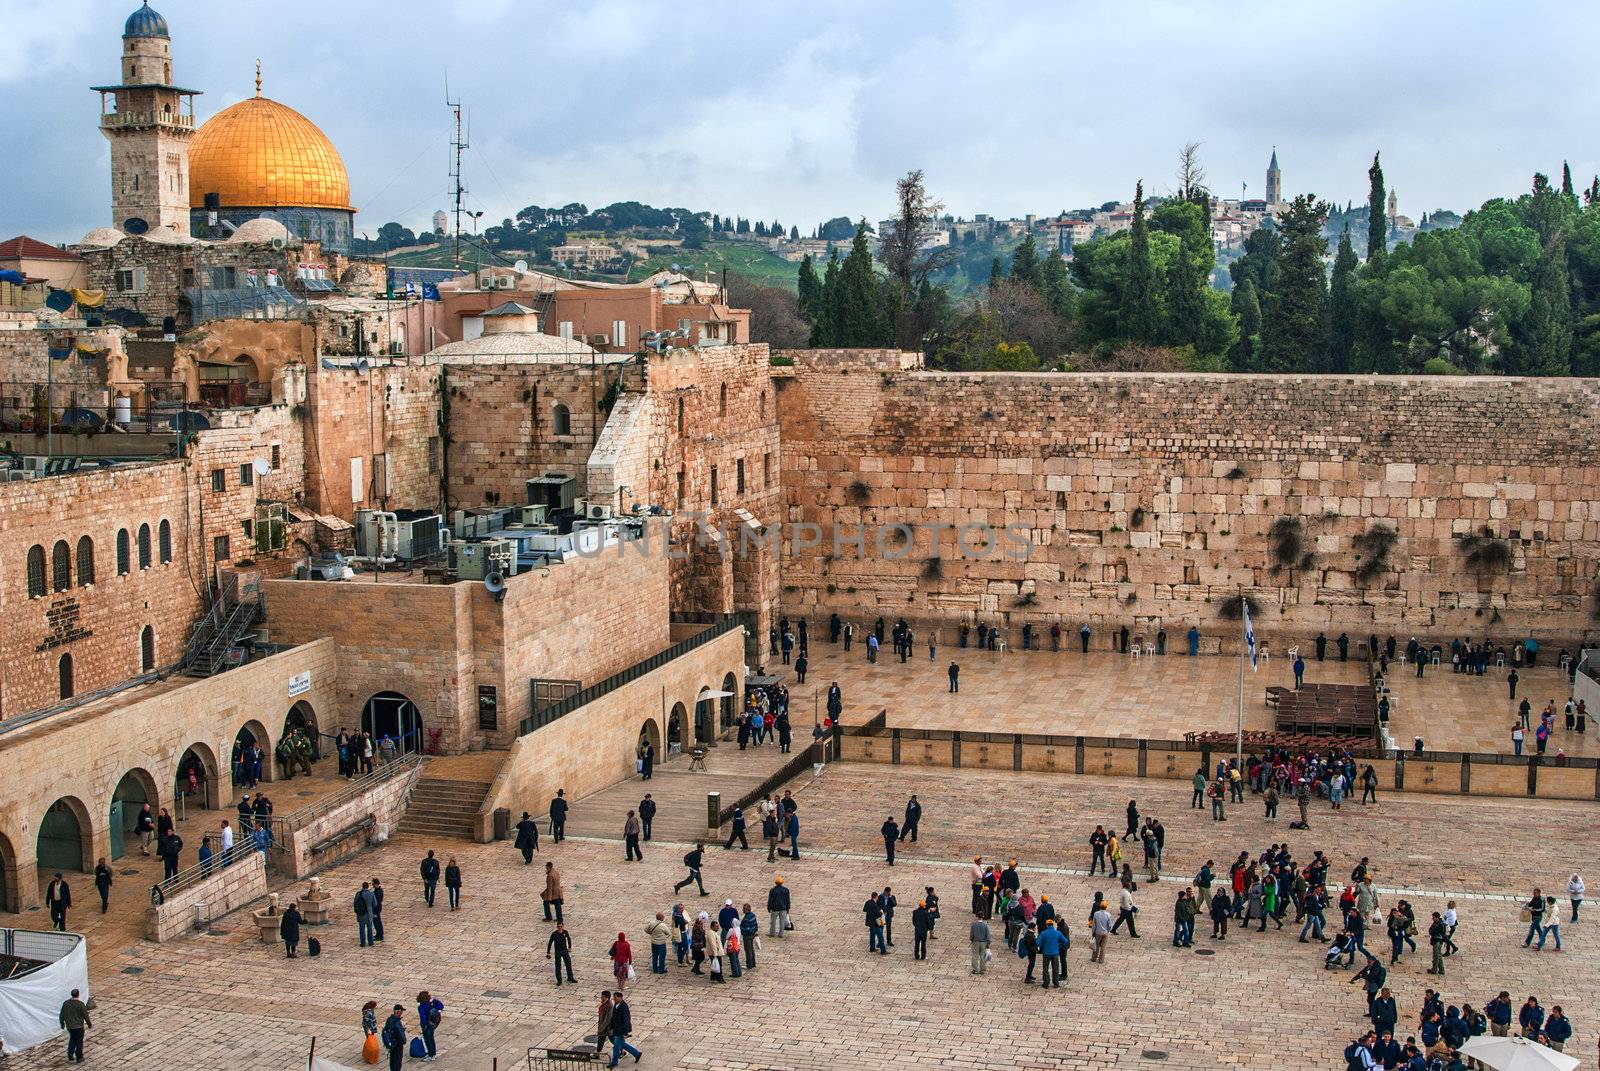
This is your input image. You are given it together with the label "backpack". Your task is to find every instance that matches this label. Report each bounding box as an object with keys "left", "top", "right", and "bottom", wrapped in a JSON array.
[
  {"left": 306, "top": 936, "right": 321, "bottom": 957},
  {"left": 428, "top": 1005, "right": 441, "bottom": 1027},
  {"left": 409, "top": 1038, "right": 427, "bottom": 1058},
  {"left": 683, "top": 851, "right": 696, "bottom": 867},
  {"left": 1343, "top": 1041, "right": 1364, "bottom": 1071}
]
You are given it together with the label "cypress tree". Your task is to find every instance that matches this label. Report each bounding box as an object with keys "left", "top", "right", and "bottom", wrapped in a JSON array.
[
  {"left": 810, "top": 252, "right": 841, "bottom": 347},
  {"left": 1120, "top": 180, "right": 1158, "bottom": 343},
  {"left": 1517, "top": 234, "right": 1573, "bottom": 375},
  {"left": 1366, "top": 153, "right": 1387, "bottom": 264},
  {"left": 797, "top": 253, "right": 821, "bottom": 321},
  {"left": 1327, "top": 226, "right": 1358, "bottom": 373},
  {"left": 836, "top": 223, "right": 883, "bottom": 346},
  {"left": 1230, "top": 277, "right": 1261, "bottom": 371},
  {"left": 1166, "top": 234, "right": 1204, "bottom": 348},
  {"left": 1561, "top": 162, "right": 1574, "bottom": 198},
  {"left": 989, "top": 256, "right": 1004, "bottom": 287},
  {"left": 1259, "top": 194, "right": 1330, "bottom": 372},
  {"left": 1039, "top": 253, "right": 1072, "bottom": 318},
  {"left": 1010, "top": 234, "right": 1041, "bottom": 288}
]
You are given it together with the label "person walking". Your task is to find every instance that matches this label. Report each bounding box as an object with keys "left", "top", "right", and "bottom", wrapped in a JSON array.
[
  {"left": 609, "top": 932, "right": 634, "bottom": 990},
  {"left": 638, "top": 739, "right": 654, "bottom": 780},
  {"left": 723, "top": 808, "right": 749, "bottom": 851},
  {"left": 549, "top": 789, "right": 569, "bottom": 843},
  {"left": 547, "top": 922, "right": 576, "bottom": 984},
  {"left": 543, "top": 862, "right": 565, "bottom": 920},
  {"left": 624, "top": 810, "right": 643, "bottom": 862},
  {"left": 59, "top": 988, "right": 91, "bottom": 1063},
  {"left": 1090, "top": 899, "right": 1113, "bottom": 963},
  {"left": 948, "top": 661, "right": 960, "bottom": 693},
  {"left": 415, "top": 992, "right": 443, "bottom": 1063},
  {"left": 639, "top": 794, "right": 656, "bottom": 841},
  {"left": 1191, "top": 768, "right": 1207, "bottom": 808},
  {"left": 280, "top": 901, "right": 302, "bottom": 958},
  {"left": 1426, "top": 911, "right": 1447, "bottom": 975},
  {"left": 901, "top": 795, "right": 921, "bottom": 842},
  {"left": 441, "top": 858, "right": 460, "bottom": 909},
  {"left": 969, "top": 915, "right": 991, "bottom": 974},
  {"left": 881, "top": 817, "right": 899, "bottom": 864},
  {"left": 1089, "top": 826, "right": 1108, "bottom": 874},
  {"left": 515, "top": 811, "right": 540, "bottom": 863},
  {"left": 353, "top": 881, "right": 377, "bottom": 946},
  {"left": 1568, "top": 873, "right": 1584, "bottom": 923},
  {"left": 607, "top": 992, "right": 642, "bottom": 1067},
  {"left": 674, "top": 843, "right": 707, "bottom": 897},
  {"left": 93, "top": 858, "right": 112, "bottom": 914},
  {"left": 767, "top": 876, "right": 791, "bottom": 936},
  {"left": 1112, "top": 884, "right": 1140, "bottom": 938},
  {"left": 381, "top": 1004, "right": 407, "bottom": 1071},
  {"left": 417, "top": 849, "right": 441, "bottom": 907},
  {"left": 370, "top": 877, "right": 386, "bottom": 943}
]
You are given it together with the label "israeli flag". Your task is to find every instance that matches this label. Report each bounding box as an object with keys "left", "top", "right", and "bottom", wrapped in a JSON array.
[{"left": 1244, "top": 601, "right": 1258, "bottom": 671}]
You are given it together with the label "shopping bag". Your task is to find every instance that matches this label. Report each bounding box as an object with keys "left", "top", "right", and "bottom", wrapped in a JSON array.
[
  {"left": 984, "top": 947, "right": 993, "bottom": 962},
  {"left": 362, "top": 1034, "right": 380, "bottom": 1065},
  {"left": 636, "top": 759, "right": 644, "bottom": 773},
  {"left": 626, "top": 964, "right": 637, "bottom": 980}
]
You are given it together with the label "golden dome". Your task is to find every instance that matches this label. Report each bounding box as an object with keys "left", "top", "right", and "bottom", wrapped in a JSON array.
[{"left": 189, "top": 93, "right": 352, "bottom": 212}]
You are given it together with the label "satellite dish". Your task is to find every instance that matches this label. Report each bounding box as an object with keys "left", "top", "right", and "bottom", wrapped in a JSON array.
[
  {"left": 122, "top": 217, "right": 149, "bottom": 235},
  {"left": 354, "top": 358, "right": 370, "bottom": 375},
  {"left": 513, "top": 260, "right": 528, "bottom": 273},
  {"left": 319, "top": 357, "right": 340, "bottom": 370},
  {"left": 484, "top": 572, "right": 506, "bottom": 600},
  {"left": 252, "top": 457, "right": 271, "bottom": 476},
  {"left": 60, "top": 407, "right": 104, "bottom": 429},
  {"left": 169, "top": 410, "right": 211, "bottom": 433},
  {"left": 44, "top": 291, "right": 74, "bottom": 313}
]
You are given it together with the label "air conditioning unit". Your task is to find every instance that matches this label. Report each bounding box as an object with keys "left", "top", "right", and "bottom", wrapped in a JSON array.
[
  {"left": 588, "top": 333, "right": 611, "bottom": 347},
  {"left": 388, "top": 341, "right": 404, "bottom": 355},
  {"left": 576, "top": 498, "right": 613, "bottom": 521},
  {"left": 448, "top": 538, "right": 516, "bottom": 580},
  {"left": 451, "top": 507, "right": 513, "bottom": 540},
  {"left": 518, "top": 504, "right": 549, "bottom": 526},
  {"left": 354, "top": 508, "right": 398, "bottom": 558},
  {"left": 393, "top": 510, "right": 443, "bottom": 560}
]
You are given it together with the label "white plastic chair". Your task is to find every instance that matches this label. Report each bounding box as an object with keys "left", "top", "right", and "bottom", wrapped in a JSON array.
[
  {"left": 1130, "top": 644, "right": 1142, "bottom": 659},
  {"left": 1287, "top": 645, "right": 1300, "bottom": 662}
]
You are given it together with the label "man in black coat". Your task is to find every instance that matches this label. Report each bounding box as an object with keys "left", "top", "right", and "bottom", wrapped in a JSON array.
[
  {"left": 280, "top": 902, "right": 302, "bottom": 957},
  {"left": 515, "top": 811, "right": 540, "bottom": 863},
  {"left": 900, "top": 795, "right": 921, "bottom": 842},
  {"left": 157, "top": 831, "right": 183, "bottom": 881},
  {"left": 608, "top": 993, "right": 641, "bottom": 1064},
  {"left": 549, "top": 789, "right": 568, "bottom": 843},
  {"left": 46, "top": 873, "right": 71, "bottom": 931},
  {"left": 638, "top": 794, "right": 656, "bottom": 840},
  {"left": 419, "top": 850, "right": 440, "bottom": 907},
  {"left": 881, "top": 817, "right": 899, "bottom": 864},
  {"left": 674, "top": 843, "right": 707, "bottom": 896},
  {"left": 912, "top": 899, "right": 934, "bottom": 959}
]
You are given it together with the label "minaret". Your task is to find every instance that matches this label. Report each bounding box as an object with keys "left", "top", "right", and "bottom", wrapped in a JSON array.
[
  {"left": 1387, "top": 188, "right": 1398, "bottom": 225},
  {"left": 91, "top": 3, "right": 200, "bottom": 235},
  {"left": 1265, "top": 148, "right": 1282, "bottom": 206}
]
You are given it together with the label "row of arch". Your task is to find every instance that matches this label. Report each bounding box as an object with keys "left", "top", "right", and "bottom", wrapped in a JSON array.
[
  {"left": 24, "top": 521, "right": 173, "bottom": 599},
  {"left": 651, "top": 672, "right": 740, "bottom": 754},
  {"left": 0, "top": 700, "right": 319, "bottom": 914}
]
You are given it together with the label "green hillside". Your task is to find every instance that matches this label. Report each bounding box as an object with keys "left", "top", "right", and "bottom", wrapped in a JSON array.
[{"left": 627, "top": 238, "right": 798, "bottom": 292}]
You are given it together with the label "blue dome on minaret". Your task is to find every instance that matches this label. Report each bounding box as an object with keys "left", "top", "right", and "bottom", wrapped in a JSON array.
[{"left": 123, "top": 3, "right": 169, "bottom": 38}]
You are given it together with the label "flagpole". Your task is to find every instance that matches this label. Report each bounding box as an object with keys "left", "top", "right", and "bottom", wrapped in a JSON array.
[{"left": 1235, "top": 631, "right": 1245, "bottom": 767}]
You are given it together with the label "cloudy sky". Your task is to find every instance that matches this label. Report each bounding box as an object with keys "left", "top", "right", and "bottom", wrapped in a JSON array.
[{"left": 4, "top": 0, "right": 1597, "bottom": 244}]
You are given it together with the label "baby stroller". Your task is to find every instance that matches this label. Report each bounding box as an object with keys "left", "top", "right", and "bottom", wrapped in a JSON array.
[{"left": 1324, "top": 932, "right": 1354, "bottom": 969}]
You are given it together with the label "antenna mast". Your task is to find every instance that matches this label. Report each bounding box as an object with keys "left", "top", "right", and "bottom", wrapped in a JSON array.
[{"left": 447, "top": 81, "right": 468, "bottom": 272}]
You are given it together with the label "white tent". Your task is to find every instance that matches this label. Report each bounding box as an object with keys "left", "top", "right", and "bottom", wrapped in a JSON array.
[
  {"left": 1459, "top": 1035, "right": 1579, "bottom": 1071},
  {"left": 0, "top": 931, "right": 90, "bottom": 1052}
]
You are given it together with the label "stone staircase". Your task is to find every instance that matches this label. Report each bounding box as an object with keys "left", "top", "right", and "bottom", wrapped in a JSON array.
[{"left": 395, "top": 776, "right": 492, "bottom": 839}]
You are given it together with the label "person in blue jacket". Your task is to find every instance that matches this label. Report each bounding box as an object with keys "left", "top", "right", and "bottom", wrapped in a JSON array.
[
  {"left": 416, "top": 991, "right": 443, "bottom": 1062},
  {"left": 1035, "top": 918, "right": 1067, "bottom": 988}
]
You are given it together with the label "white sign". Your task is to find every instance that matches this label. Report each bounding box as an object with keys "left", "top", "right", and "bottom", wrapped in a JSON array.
[{"left": 288, "top": 671, "right": 311, "bottom": 698}]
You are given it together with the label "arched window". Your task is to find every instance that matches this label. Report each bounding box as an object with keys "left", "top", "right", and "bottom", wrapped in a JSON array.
[
  {"left": 76, "top": 535, "right": 95, "bottom": 586},
  {"left": 26, "top": 544, "right": 46, "bottom": 598},
  {"left": 137, "top": 523, "right": 152, "bottom": 569},
  {"left": 158, "top": 519, "right": 172, "bottom": 563},
  {"left": 677, "top": 396, "right": 685, "bottom": 436},
  {"left": 760, "top": 390, "right": 767, "bottom": 419},
  {"left": 51, "top": 540, "right": 71, "bottom": 593},
  {"left": 552, "top": 402, "right": 571, "bottom": 437},
  {"left": 719, "top": 383, "right": 728, "bottom": 417},
  {"left": 58, "top": 653, "right": 74, "bottom": 700},
  {"left": 116, "top": 529, "right": 130, "bottom": 575},
  {"left": 140, "top": 625, "right": 156, "bottom": 672}
]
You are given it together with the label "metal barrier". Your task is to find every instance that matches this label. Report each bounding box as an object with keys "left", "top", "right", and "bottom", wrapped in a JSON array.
[
  {"left": 264, "top": 753, "right": 422, "bottom": 846},
  {"left": 520, "top": 615, "right": 742, "bottom": 735},
  {"left": 527, "top": 1048, "right": 600, "bottom": 1069},
  {"left": 1, "top": 928, "right": 81, "bottom": 979},
  {"left": 154, "top": 840, "right": 264, "bottom": 899}
]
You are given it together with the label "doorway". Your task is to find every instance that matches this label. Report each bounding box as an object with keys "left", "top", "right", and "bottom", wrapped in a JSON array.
[
  {"left": 37, "top": 797, "right": 91, "bottom": 873},
  {"left": 362, "top": 691, "right": 422, "bottom": 753},
  {"left": 109, "top": 769, "right": 156, "bottom": 861}
]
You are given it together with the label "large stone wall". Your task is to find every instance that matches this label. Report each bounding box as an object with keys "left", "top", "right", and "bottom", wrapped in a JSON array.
[
  {"left": 776, "top": 370, "right": 1600, "bottom": 647},
  {"left": 304, "top": 363, "right": 440, "bottom": 519},
  {"left": 276, "top": 759, "right": 422, "bottom": 879},
  {"left": 145, "top": 850, "right": 267, "bottom": 942}
]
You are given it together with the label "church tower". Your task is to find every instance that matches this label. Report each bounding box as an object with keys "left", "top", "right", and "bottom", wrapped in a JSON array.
[
  {"left": 91, "top": 3, "right": 200, "bottom": 235},
  {"left": 1387, "top": 188, "right": 1398, "bottom": 224},
  {"left": 1265, "top": 148, "right": 1282, "bottom": 206}
]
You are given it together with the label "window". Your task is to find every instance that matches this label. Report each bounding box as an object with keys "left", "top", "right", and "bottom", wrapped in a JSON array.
[
  {"left": 157, "top": 519, "right": 172, "bottom": 563},
  {"left": 242, "top": 518, "right": 254, "bottom": 539},
  {"left": 76, "top": 536, "right": 95, "bottom": 586},
  {"left": 736, "top": 458, "right": 745, "bottom": 495},
  {"left": 764, "top": 453, "right": 772, "bottom": 488},
  {"left": 115, "top": 268, "right": 146, "bottom": 294},
  {"left": 140, "top": 626, "right": 155, "bottom": 673},
  {"left": 710, "top": 465, "right": 719, "bottom": 506},
  {"left": 239, "top": 463, "right": 253, "bottom": 487},
  {"left": 552, "top": 402, "right": 571, "bottom": 436},
  {"left": 677, "top": 397, "right": 685, "bottom": 436},
  {"left": 213, "top": 535, "right": 230, "bottom": 562},
  {"left": 116, "top": 529, "right": 130, "bottom": 575},
  {"left": 26, "top": 544, "right": 46, "bottom": 598},
  {"left": 210, "top": 468, "right": 226, "bottom": 492},
  {"left": 270, "top": 444, "right": 280, "bottom": 469},
  {"left": 137, "top": 523, "right": 152, "bottom": 569},
  {"left": 58, "top": 653, "right": 73, "bottom": 700},
  {"left": 51, "top": 540, "right": 71, "bottom": 593},
  {"left": 612, "top": 319, "right": 628, "bottom": 349},
  {"left": 719, "top": 383, "right": 728, "bottom": 417},
  {"left": 558, "top": 321, "right": 573, "bottom": 340},
  {"left": 477, "top": 685, "right": 499, "bottom": 731},
  {"left": 677, "top": 466, "right": 686, "bottom": 507},
  {"left": 427, "top": 436, "right": 440, "bottom": 474},
  {"left": 761, "top": 390, "right": 767, "bottom": 419},
  {"left": 182, "top": 267, "right": 194, "bottom": 288}
]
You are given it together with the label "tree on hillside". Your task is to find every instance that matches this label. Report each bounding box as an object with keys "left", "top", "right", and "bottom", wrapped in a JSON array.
[
  {"left": 1514, "top": 232, "right": 1573, "bottom": 376},
  {"left": 836, "top": 223, "right": 887, "bottom": 346},
  {"left": 1010, "top": 234, "right": 1040, "bottom": 288},
  {"left": 810, "top": 252, "right": 842, "bottom": 347},
  {"left": 728, "top": 274, "right": 811, "bottom": 350},
  {"left": 1327, "top": 226, "right": 1358, "bottom": 372},
  {"left": 879, "top": 170, "right": 958, "bottom": 289},
  {"left": 1229, "top": 277, "right": 1261, "bottom": 371},
  {"left": 797, "top": 254, "right": 821, "bottom": 320},
  {"left": 1038, "top": 252, "right": 1074, "bottom": 319},
  {"left": 790, "top": 225, "right": 800, "bottom": 240},
  {"left": 1178, "top": 141, "right": 1212, "bottom": 227},
  {"left": 1165, "top": 233, "right": 1205, "bottom": 348},
  {"left": 1366, "top": 153, "right": 1387, "bottom": 264},
  {"left": 1258, "top": 194, "right": 1330, "bottom": 372},
  {"left": 1562, "top": 162, "right": 1574, "bottom": 199},
  {"left": 818, "top": 216, "right": 855, "bottom": 241},
  {"left": 990, "top": 256, "right": 1004, "bottom": 287},
  {"left": 1120, "top": 181, "right": 1159, "bottom": 343}
]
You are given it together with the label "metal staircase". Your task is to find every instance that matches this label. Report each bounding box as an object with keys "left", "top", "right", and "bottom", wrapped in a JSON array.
[{"left": 182, "top": 592, "right": 264, "bottom": 677}]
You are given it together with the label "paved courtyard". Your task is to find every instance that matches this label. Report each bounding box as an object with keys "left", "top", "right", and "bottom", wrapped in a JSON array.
[
  {"left": 786, "top": 639, "right": 1596, "bottom": 757},
  {"left": 9, "top": 760, "right": 1596, "bottom": 1070}
]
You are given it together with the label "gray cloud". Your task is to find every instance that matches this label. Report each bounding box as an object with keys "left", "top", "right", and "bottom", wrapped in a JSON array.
[{"left": 3, "top": 0, "right": 1596, "bottom": 244}]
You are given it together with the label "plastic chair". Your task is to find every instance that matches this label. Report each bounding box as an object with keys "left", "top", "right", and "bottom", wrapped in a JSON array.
[
  {"left": 1130, "top": 643, "right": 1141, "bottom": 659},
  {"left": 1495, "top": 653, "right": 1505, "bottom": 668},
  {"left": 994, "top": 639, "right": 1008, "bottom": 654},
  {"left": 1430, "top": 651, "right": 1441, "bottom": 665},
  {"left": 1287, "top": 645, "right": 1300, "bottom": 662}
]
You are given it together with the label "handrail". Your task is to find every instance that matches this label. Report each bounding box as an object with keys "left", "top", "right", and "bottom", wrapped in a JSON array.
[
  {"left": 716, "top": 736, "right": 834, "bottom": 826},
  {"left": 264, "top": 753, "right": 422, "bottom": 845},
  {"left": 155, "top": 840, "right": 263, "bottom": 899},
  {"left": 519, "top": 614, "right": 742, "bottom": 735}
]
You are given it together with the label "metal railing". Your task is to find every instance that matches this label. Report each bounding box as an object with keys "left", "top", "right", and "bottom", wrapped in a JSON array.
[
  {"left": 1, "top": 928, "right": 81, "bottom": 978},
  {"left": 520, "top": 614, "right": 742, "bottom": 735},
  {"left": 154, "top": 840, "right": 263, "bottom": 900},
  {"left": 716, "top": 735, "right": 835, "bottom": 827},
  {"left": 263, "top": 753, "right": 422, "bottom": 846}
]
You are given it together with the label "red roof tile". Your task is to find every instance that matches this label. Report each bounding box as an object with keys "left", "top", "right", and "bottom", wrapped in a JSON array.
[{"left": 0, "top": 236, "right": 82, "bottom": 262}]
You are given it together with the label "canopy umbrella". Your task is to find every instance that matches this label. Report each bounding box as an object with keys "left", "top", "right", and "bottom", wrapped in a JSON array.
[
  {"left": 698, "top": 689, "right": 735, "bottom": 699},
  {"left": 1458, "top": 1035, "right": 1578, "bottom": 1071}
]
